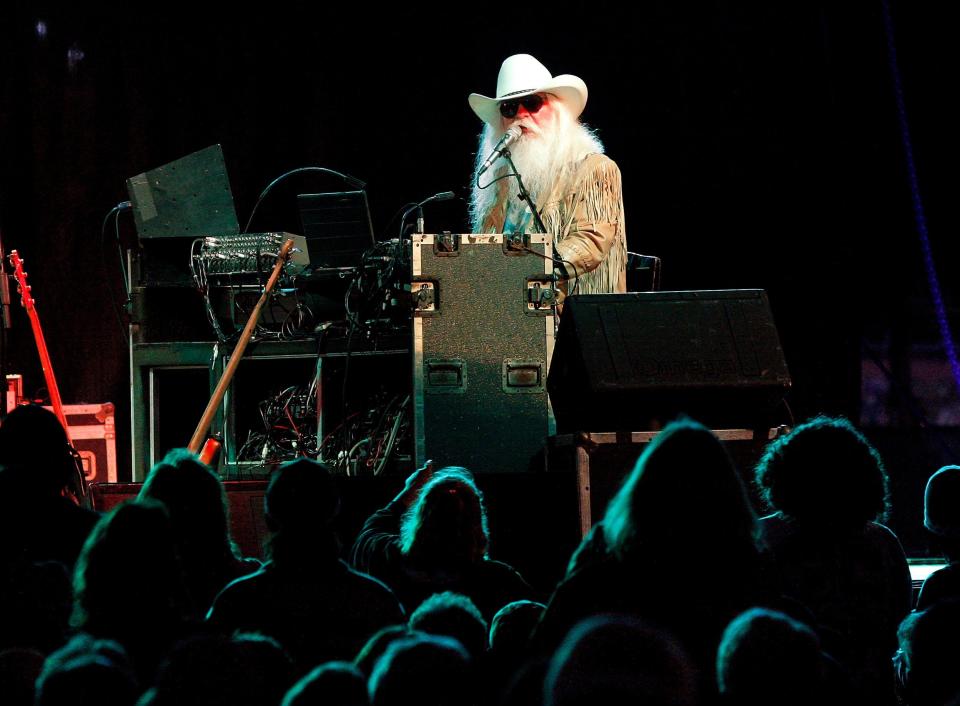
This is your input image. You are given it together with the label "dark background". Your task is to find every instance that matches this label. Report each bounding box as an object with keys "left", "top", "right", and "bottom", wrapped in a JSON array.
[{"left": 1, "top": 2, "right": 957, "bottom": 556}]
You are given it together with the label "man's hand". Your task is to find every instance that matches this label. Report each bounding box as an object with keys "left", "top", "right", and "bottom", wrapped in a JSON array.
[{"left": 395, "top": 459, "right": 436, "bottom": 509}]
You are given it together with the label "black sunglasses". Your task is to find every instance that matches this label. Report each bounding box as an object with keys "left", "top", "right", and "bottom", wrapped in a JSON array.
[{"left": 499, "top": 94, "right": 545, "bottom": 119}]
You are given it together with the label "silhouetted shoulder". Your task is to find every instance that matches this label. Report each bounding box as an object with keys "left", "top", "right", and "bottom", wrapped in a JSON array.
[{"left": 917, "top": 563, "right": 960, "bottom": 610}]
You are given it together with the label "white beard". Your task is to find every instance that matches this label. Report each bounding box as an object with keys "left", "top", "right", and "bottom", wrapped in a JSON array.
[{"left": 470, "top": 103, "right": 605, "bottom": 232}]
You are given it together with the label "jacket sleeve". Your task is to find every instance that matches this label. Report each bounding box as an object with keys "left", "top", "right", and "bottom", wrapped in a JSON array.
[
  {"left": 349, "top": 500, "right": 406, "bottom": 578},
  {"left": 553, "top": 155, "right": 624, "bottom": 280}
]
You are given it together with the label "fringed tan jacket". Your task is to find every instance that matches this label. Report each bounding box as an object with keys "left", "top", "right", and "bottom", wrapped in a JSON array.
[{"left": 479, "top": 153, "right": 627, "bottom": 305}]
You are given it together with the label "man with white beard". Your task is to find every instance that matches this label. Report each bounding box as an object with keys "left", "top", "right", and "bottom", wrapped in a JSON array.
[{"left": 469, "top": 54, "right": 627, "bottom": 304}]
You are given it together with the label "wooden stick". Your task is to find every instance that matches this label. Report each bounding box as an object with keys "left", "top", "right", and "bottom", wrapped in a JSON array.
[{"left": 187, "top": 239, "right": 294, "bottom": 453}]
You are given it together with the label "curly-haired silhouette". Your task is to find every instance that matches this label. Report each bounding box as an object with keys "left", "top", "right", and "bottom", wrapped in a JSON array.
[
  {"left": 408, "top": 591, "right": 488, "bottom": 660},
  {"left": 754, "top": 416, "right": 911, "bottom": 705}
]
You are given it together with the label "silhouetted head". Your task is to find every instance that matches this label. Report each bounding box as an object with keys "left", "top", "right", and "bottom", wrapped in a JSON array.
[
  {"left": 754, "top": 416, "right": 889, "bottom": 527},
  {"left": 0, "top": 404, "right": 76, "bottom": 496},
  {"left": 923, "top": 465, "right": 960, "bottom": 559},
  {"left": 264, "top": 458, "right": 340, "bottom": 565},
  {"left": 603, "top": 418, "right": 757, "bottom": 563},
  {"left": 717, "top": 607, "right": 826, "bottom": 706},
  {"left": 71, "top": 500, "right": 188, "bottom": 635},
  {"left": 139, "top": 449, "right": 237, "bottom": 561},
  {"left": 147, "top": 632, "right": 293, "bottom": 706},
  {"left": 545, "top": 614, "right": 697, "bottom": 706},
  {"left": 408, "top": 592, "right": 488, "bottom": 660},
  {"left": 368, "top": 633, "right": 475, "bottom": 706},
  {"left": 282, "top": 661, "right": 368, "bottom": 706},
  {"left": 400, "top": 467, "right": 489, "bottom": 566},
  {"left": 266, "top": 458, "right": 340, "bottom": 532},
  {"left": 489, "top": 600, "right": 546, "bottom": 656},
  {"left": 35, "top": 634, "right": 138, "bottom": 706},
  {"left": 354, "top": 625, "right": 415, "bottom": 677}
]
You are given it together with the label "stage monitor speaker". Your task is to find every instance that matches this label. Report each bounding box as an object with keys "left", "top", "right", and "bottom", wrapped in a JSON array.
[{"left": 547, "top": 290, "right": 791, "bottom": 432}]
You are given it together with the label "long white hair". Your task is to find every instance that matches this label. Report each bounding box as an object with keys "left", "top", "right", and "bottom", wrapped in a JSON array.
[{"left": 469, "top": 100, "right": 605, "bottom": 232}]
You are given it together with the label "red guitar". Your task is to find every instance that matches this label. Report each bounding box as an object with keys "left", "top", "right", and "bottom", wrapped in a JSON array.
[{"left": 8, "top": 250, "right": 87, "bottom": 500}]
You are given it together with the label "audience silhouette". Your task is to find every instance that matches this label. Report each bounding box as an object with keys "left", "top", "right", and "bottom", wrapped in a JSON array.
[
  {"left": 206, "top": 458, "right": 404, "bottom": 673},
  {"left": 281, "top": 660, "right": 369, "bottom": 706},
  {"left": 71, "top": 499, "right": 195, "bottom": 681},
  {"left": 138, "top": 448, "right": 260, "bottom": 615},
  {"left": 0, "top": 403, "right": 943, "bottom": 705},
  {"left": 716, "top": 607, "right": 832, "bottom": 706},
  {"left": 407, "top": 591, "right": 488, "bottom": 661},
  {"left": 351, "top": 463, "right": 533, "bottom": 619},
  {"left": 754, "top": 415, "right": 912, "bottom": 704},
  {"left": 536, "top": 418, "right": 771, "bottom": 697},
  {"left": 139, "top": 632, "right": 293, "bottom": 706},
  {"left": 544, "top": 614, "right": 697, "bottom": 706},
  {"left": 0, "top": 404, "right": 99, "bottom": 572},
  {"left": 894, "top": 598, "right": 960, "bottom": 706},
  {"left": 916, "top": 465, "right": 960, "bottom": 609},
  {"left": 34, "top": 634, "right": 138, "bottom": 706},
  {"left": 367, "top": 633, "right": 476, "bottom": 706}
]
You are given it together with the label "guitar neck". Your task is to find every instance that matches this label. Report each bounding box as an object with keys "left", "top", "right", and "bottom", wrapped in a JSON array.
[
  {"left": 8, "top": 250, "right": 71, "bottom": 442},
  {"left": 23, "top": 300, "right": 71, "bottom": 441}
]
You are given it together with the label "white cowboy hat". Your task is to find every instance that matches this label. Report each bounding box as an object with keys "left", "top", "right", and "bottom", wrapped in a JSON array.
[{"left": 468, "top": 54, "right": 588, "bottom": 126}]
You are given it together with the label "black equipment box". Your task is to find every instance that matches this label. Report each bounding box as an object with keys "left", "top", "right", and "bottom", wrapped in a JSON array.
[
  {"left": 547, "top": 290, "right": 791, "bottom": 433},
  {"left": 547, "top": 428, "right": 785, "bottom": 538},
  {"left": 411, "top": 233, "right": 556, "bottom": 473}
]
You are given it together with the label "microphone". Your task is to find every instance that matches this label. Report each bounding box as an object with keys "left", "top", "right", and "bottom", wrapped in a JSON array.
[
  {"left": 477, "top": 126, "right": 522, "bottom": 177},
  {"left": 419, "top": 191, "right": 456, "bottom": 206}
]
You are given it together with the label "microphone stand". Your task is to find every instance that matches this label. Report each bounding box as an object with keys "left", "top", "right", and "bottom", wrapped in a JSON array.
[
  {"left": 502, "top": 153, "right": 561, "bottom": 319},
  {"left": 502, "top": 151, "right": 547, "bottom": 235}
]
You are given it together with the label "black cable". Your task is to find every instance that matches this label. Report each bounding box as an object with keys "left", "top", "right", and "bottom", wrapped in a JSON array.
[
  {"left": 384, "top": 202, "right": 417, "bottom": 240},
  {"left": 243, "top": 166, "right": 366, "bottom": 234},
  {"left": 476, "top": 171, "right": 520, "bottom": 191},
  {"left": 515, "top": 241, "right": 580, "bottom": 300},
  {"left": 99, "top": 202, "right": 132, "bottom": 340},
  {"left": 339, "top": 324, "right": 356, "bottom": 473}
]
